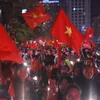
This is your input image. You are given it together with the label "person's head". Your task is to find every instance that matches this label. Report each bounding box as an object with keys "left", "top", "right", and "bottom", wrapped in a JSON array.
[
  {"left": 18, "top": 66, "right": 28, "bottom": 81},
  {"left": 85, "top": 58, "right": 93, "bottom": 66},
  {"left": 60, "top": 59, "right": 65, "bottom": 66},
  {"left": 61, "top": 67, "right": 68, "bottom": 74},
  {"left": 12, "top": 63, "right": 19, "bottom": 75},
  {"left": 65, "top": 84, "right": 81, "bottom": 100},
  {"left": 58, "top": 75, "right": 73, "bottom": 95},
  {"left": 73, "top": 66, "right": 81, "bottom": 76},
  {"left": 83, "top": 65, "right": 94, "bottom": 79},
  {"left": 73, "top": 62, "right": 84, "bottom": 76},
  {"left": 47, "top": 49, "right": 52, "bottom": 55}
]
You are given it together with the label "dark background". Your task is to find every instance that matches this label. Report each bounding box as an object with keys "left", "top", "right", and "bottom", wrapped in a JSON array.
[
  {"left": 0, "top": 0, "right": 100, "bottom": 23},
  {"left": 91, "top": 0, "right": 100, "bottom": 18}
]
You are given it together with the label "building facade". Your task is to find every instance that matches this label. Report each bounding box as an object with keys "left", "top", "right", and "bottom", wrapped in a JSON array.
[
  {"left": 92, "top": 15, "right": 100, "bottom": 44},
  {"left": 41, "top": 0, "right": 91, "bottom": 34},
  {"left": 92, "top": 15, "right": 100, "bottom": 37},
  {"left": 68, "top": 0, "right": 91, "bottom": 33}
]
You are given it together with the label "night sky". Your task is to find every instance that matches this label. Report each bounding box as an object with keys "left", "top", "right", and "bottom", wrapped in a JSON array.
[{"left": 91, "top": 0, "right": 100, "bottom": 18}]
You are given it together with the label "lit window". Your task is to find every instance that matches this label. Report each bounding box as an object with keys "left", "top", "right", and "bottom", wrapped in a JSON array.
[
  {"left": 43, "top": 0, "right": 59, "bottom": 4},
  {"left": 73, "top": 8, "right": 84, "bottom": 11},
  {"left": 73, "top": 8, "right": 76, "bottom": 11},
  {"left": 81, "top": 25, "right": 86, "bottom": 32}
]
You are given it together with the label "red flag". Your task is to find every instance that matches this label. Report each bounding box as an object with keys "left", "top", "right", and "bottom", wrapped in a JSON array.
[
  {"left": 8, "top": 82, "right": 15, "bottom": 98},
  {"left": 85, "top": 27, "right": 94, "bottom": 41},
  {"left": 51, "top": 39, "right": 60, "bottom": 48},
  {"left": 39, "top": 36, "right": 44, "bottom": 42},
  {"left": 50, "top": 9, "right": 84, "bottom": 54},
  {"left": 57, "top": 48, "right": 62, "bottom": 63},
  {"left": 0, "top": 24, "right": 23, "bottom": 64},
  {"left": 46, "top": 36, "right": 50, "bottom": 41},
  {"left": 91, "top": 42, "right": 96, "bottom": 48},
  {"left": 45, "top": 36, "right": 51, "bottom": 46},
  {"left": 21, "top": 40, "right": 28, "bottom": 47},
  {"left": 29, "top": 41, "right": 39, "bottom": 49},
  {"left": 22, "top": 5, "right": 50, "bottom": 30}
]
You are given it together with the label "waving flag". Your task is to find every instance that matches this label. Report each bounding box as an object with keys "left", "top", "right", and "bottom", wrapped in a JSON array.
[
  {"left": 50, "top": 9, "right": 84, "bottom": 54},
  {"left": 85, "top": 27, "right": 94, "bottom": 41},
  {"left": 0, "top": 24, "right": 23, "bottom": 64},
  {"left": 22, "top": 5, "right": 50, "bottom": 30}
]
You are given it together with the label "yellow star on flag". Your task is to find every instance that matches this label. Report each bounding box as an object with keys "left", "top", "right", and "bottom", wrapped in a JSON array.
[
  {"left": 32, "top": 13, "right": 38, "bottom": 18},
  {"left": 65, "top": 26, "right": 72, "bottom": 37}
]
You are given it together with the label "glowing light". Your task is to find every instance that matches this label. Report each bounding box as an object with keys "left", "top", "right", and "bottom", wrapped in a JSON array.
[
  {"left": 43, "top": 23, "right": 46, "bottom": 25},
  {"left": 70, "top": 61, "right": 74, "bottom": 65},
  {"left": 73, "top": 8, "right": 84, "bottom": 11},
  {"left": 27, "top": 68, "right": 30, "bottom": 73},
  {"left": 96, "top": 51, "right": 100, "bottom": 56},
  {"left": 34, "top": 41, "right": 36, "bottom": 43},
  {"left": 33, "top": 76, "right": 38, "bottom": 81},
  {"left": 98, "top": 69, "right": 100, "bottom": 73},
  {"left": 43, "top": 0, "right": 59, "bottom": 3},
  {"left": 36, "top": 89, "right": 38, "bottom": 91},
  {"left": 76, "top": 58, "right": 80, "bottom": 62},
  {"left": 22, "top": 9, "right": 27, "bottom": 13},
  {"left": 81, "top": 25, "right": 86, "bottom": 32},
  {"left": 47, "top": 87, "right": 50, "bottom": 91},
  {"left": 89, "top": 86, "right": 97, "bottom": 100},
  {"left": 73, "top": 8, "right": 76, "bottom": 11},
  {"left": 23, "top": 62, "right": 28, "bottom": 66}
]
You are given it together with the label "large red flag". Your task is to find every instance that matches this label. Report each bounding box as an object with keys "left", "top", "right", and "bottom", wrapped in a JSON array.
[
  {"left": 22, "top": 5, "right": 50, "bottom": 30},
  {"left": 50, "top": 9, "right": 84, "bottom": 54},
  {"left": 0, "top": 24, "right": 23, "bottom": 64}
]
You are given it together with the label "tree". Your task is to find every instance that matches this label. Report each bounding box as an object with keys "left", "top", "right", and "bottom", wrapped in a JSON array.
[{"left": 16, "top": 22, "right": 42, "bottom": 43}]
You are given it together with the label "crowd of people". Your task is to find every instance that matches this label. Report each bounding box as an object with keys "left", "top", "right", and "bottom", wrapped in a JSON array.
[{"left": 0, "top": 41, "right": 100, "bottom": 100}]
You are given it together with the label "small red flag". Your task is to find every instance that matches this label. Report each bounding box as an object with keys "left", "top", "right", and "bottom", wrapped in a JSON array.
[
  {"left": 85, "top": 27, "right": 94, "bottom": 41},
  {"left": 52, "top": 39, "right": 60, "bottom": 48},
  {"left": 8, "top": 82, "right": 15, "bottom": 98},
  {"left": 39, "top": 36, "right": 44, "bottom": 42},
  {"left": 57, "top": 48, "right": 62, "bottom": 63},
  {"left": 22, "top": 5, "right": 50, "bottom": 30},
  {"left": 50, "top": 9, "right": 84, "bottom": 54},
  {"left": 21, "top": 40, "right": 28, "bottom": 47},
  {"left": 0, "top": 24, "right": 23, "bottom": 64},
  {"left": 28, "top": 41, "right": 39, "bottom": 49}
]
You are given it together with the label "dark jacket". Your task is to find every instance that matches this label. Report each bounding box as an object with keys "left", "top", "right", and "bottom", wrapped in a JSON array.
[
  {"left": 0, "top": 84, "right": 11, "bottom": 100},
  {"left": 45, "top": 54, "right": 55, "bottom": 66},
  {"left": 74, "top": 74, "right": 98, "bottom": 100}
]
